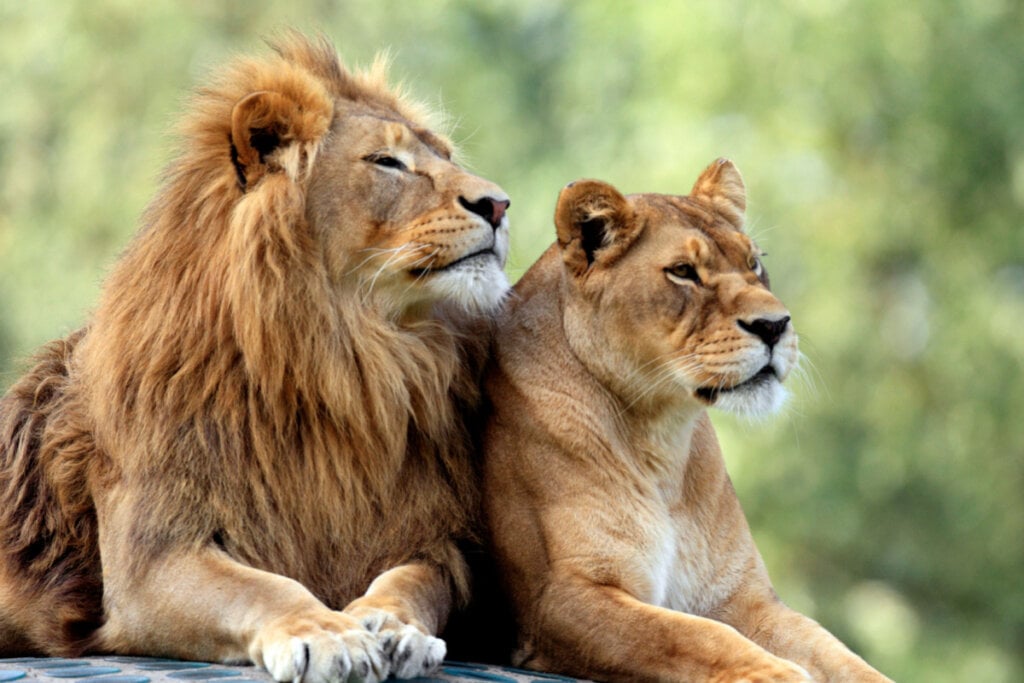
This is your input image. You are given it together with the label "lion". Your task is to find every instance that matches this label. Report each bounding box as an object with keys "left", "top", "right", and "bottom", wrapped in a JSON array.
[
  {"left": 481, "top": 160, "right": 892, "bottom": 682},
  {"left": 0, "top": 34, "right": 511, "bottom": 683}
]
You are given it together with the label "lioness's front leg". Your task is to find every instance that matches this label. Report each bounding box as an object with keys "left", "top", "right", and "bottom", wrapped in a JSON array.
[
  {"left": 342, "top": 562, "right": 451, "bottom": 679},
  {"left": 720, "top": 587, "right": 894, "bottom": 682},
  {"left": 526, "top": 572, "right": 812, "bottom": 683},
  {"left": 98, "top": 548, "right": 387, "bottom": 683}
]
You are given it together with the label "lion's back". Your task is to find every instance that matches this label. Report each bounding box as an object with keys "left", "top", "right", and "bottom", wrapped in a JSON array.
[{"left": 0, "top": 328, "right": 104, "bottom": 655}]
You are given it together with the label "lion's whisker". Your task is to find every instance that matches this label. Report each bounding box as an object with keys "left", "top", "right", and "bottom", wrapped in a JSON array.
[
  {"left": 346, "top": 245, "right": 412, "bottom": 277},
  {"left": 360, "top": 244, "right": 423, "bottom": 300}
]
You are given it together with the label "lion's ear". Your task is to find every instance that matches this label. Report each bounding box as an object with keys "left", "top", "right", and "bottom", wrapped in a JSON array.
[
  {"left": 690, "top": 158, "right": 746, "bottom": 228},
  {"left": 230, "top": 89, "right": 330, "bottom": 190},
  {"left": 555, "top": 179, "right": 635, "bottom": 275}
]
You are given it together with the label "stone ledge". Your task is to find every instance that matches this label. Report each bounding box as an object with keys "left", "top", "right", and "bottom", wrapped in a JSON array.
[{"left": 0, "top": 657, "right": 583, "bottom": 683}]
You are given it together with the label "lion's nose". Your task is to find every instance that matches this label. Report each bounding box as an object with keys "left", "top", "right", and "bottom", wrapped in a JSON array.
[
  {"left": 738, "top": 315, "right": 791, "bottom": 349},
  {"left": 459, "top": 195, "right": 510, "bottom": 230}
]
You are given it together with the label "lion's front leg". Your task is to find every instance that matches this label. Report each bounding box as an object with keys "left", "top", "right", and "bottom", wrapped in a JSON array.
[
  {"left": 98, "top": 548, "right": 388, "bottom": 683},
  {"left": 342, "top": 562, "right": 452, "bottom": 680}
]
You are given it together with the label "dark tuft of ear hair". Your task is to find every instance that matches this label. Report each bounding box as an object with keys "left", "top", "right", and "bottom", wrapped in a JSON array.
[
  {"left": 554, "top": 179, "right": 636, "bottom": 276},
  {"left": 248, "top": 128, "right": 281, "bottom": 162},
  {"left": 231, "top": 91, "right": 288, "bottom": 188}
]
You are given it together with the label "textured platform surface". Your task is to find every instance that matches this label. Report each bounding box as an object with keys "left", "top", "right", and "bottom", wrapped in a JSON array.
[{"left": 0, "top": 657, "right": 580, "bottom": 683}]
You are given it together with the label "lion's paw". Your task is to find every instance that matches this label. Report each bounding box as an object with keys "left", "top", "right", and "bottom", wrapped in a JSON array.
[
  {"left": 255, "top": 612, "right": 388, "bottom": 683},
  {"left": 382, "top": 624, "right": 446, "bottom": 679},
  {"left": 346, "top": 607, "right": 446, "bottom": 679}
]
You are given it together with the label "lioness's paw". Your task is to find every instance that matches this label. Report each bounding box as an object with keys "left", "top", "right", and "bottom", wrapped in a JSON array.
[
  {"left": 714, "top": 656, "right": 814, "bottom": 683},
  {"left": 255, "top": 613, "right": 388, "bottom": 683},
  {"left": 346, "top": 607, "right": 445, "bottom": 679}
]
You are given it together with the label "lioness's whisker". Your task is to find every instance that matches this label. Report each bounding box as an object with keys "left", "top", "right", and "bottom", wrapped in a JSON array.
[{"left": 617, "top": 353, "right": 703, "bottom": 415}]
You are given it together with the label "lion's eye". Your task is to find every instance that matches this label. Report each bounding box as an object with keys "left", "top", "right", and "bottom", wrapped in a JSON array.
[
  {"left": 748, "top": 253, "right": 765, "bottom": 277},
  {"left": 364, "top": 153, "right": 407, "bottom": 171},
  {"left": 665, "top": 263, "right": 701, "bottom": 286}
]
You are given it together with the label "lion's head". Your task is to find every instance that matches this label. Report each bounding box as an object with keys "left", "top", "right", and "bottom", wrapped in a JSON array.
[
  {"left": 305, "top": 110, "right": 510, "bottom": 314},
  {"left": 222, "top": 35, "right": 510, "bottom": 318},
  {"left": 552, "top": 159, "right": 797, "bottom": 418},
  {"left": 85, "top": 34, "right": 511, "bottom": 422}
]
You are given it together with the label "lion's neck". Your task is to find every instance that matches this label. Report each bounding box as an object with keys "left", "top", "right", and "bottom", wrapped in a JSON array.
[{"left": 87, "top": 243, "right": 476, "bottom": 465}]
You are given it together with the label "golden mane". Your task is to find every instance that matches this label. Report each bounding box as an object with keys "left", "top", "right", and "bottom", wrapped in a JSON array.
[{"left": 83, "top": 32, "right": 480, "bottom": 572}]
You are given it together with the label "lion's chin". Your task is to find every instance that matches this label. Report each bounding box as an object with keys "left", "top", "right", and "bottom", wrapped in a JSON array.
[{"left": 422, "top": 258, "right": 511, "bottom": 314}]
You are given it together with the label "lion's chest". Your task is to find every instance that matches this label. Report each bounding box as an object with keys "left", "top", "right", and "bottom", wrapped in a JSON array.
[{"left": 225, "top": 434, "right": 473, "bottom": 610}]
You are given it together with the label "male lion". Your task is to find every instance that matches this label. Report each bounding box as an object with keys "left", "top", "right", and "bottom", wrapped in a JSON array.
[
  {"left": 0, "top": 34, "right": 511, "bottom": 683},
  {"left": 482, "top": 160, "right": 891, "bottom": 682}
]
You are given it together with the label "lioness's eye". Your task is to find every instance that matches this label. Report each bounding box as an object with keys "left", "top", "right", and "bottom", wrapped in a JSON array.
[
  {"left": 665, "top": 263, "right": 701, "bottom": 285},
  {"left": 364, "top": 153, "right": 407, "bottom": 171}
]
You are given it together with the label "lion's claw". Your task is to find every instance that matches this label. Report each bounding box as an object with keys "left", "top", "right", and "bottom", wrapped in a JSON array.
[{"left": 255, "top": 613, "right": 388, "bottom": 683}]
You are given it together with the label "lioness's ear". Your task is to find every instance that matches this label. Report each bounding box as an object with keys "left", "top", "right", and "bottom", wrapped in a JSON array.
[
  {"left": 555, "top": 179, "right": 634, "bottom": 275},
  {"left": 690, "top": 158, "right": 746, "bottom": 228},
  {"left": 230, "top": 89, "right": 331, "bottom": 190}
]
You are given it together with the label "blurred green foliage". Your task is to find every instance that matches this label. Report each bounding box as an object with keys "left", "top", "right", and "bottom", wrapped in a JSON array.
[{"left": 1, "top": 1, "right": 1022, "bottom": 680}]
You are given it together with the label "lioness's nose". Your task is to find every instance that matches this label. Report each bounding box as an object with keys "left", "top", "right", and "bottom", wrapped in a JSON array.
[
  {"left": 460, "top": 195, "right": 510, "bottom": 230},
  {"left": 738, "top": 315, "right": 791, "bottom": 349}
]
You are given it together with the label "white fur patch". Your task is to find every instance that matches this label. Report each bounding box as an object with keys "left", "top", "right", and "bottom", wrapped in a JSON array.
[
  {"left": 426, "top": 255, "right": 510, "bottom": 313},
  {"left": 715, "top": 377, "right": 789, "bottom": 419},
  {"left": 421, "top": 215, "right": 510, "bottom": 313}
]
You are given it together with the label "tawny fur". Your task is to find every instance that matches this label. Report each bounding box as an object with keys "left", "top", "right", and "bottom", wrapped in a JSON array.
[
  {"left": 0, "top": 34, "right": 510, "bottom": 681},
  {"left": 483, "top": 161, "right": 891, "bottom": 682}
]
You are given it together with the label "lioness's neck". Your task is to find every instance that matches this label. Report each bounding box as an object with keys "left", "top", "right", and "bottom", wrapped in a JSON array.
[{"left": 624, "top": 400, "right": 705, "bottom": 482}]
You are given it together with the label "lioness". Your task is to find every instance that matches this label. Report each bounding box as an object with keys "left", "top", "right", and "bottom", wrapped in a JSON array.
[
  {"left": 0, "top": 35, "right": 510, "bottom": 683},
  {"left": 482, "top": 160, "right": 892, "bottom": 682}
]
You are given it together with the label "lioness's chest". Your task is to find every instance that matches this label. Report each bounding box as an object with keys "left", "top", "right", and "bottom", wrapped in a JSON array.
[
  {"left": 630, "top": 507, "right": 734, "bottom": 617},
  {"left": 627, "top": 429, "right": 738, "bottom": 617}
]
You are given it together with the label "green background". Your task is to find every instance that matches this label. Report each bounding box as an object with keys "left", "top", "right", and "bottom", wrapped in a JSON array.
[{"left": 1, "top": 2, "right": 1021, "bottom": 680}]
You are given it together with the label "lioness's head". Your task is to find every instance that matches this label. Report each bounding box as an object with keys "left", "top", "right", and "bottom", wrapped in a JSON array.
[
  {"left": 554, "top": 159, "right": 797, "bottom": 418},
  {"left": 224, "top": 35, "right": 509, "bottom": 317}
]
